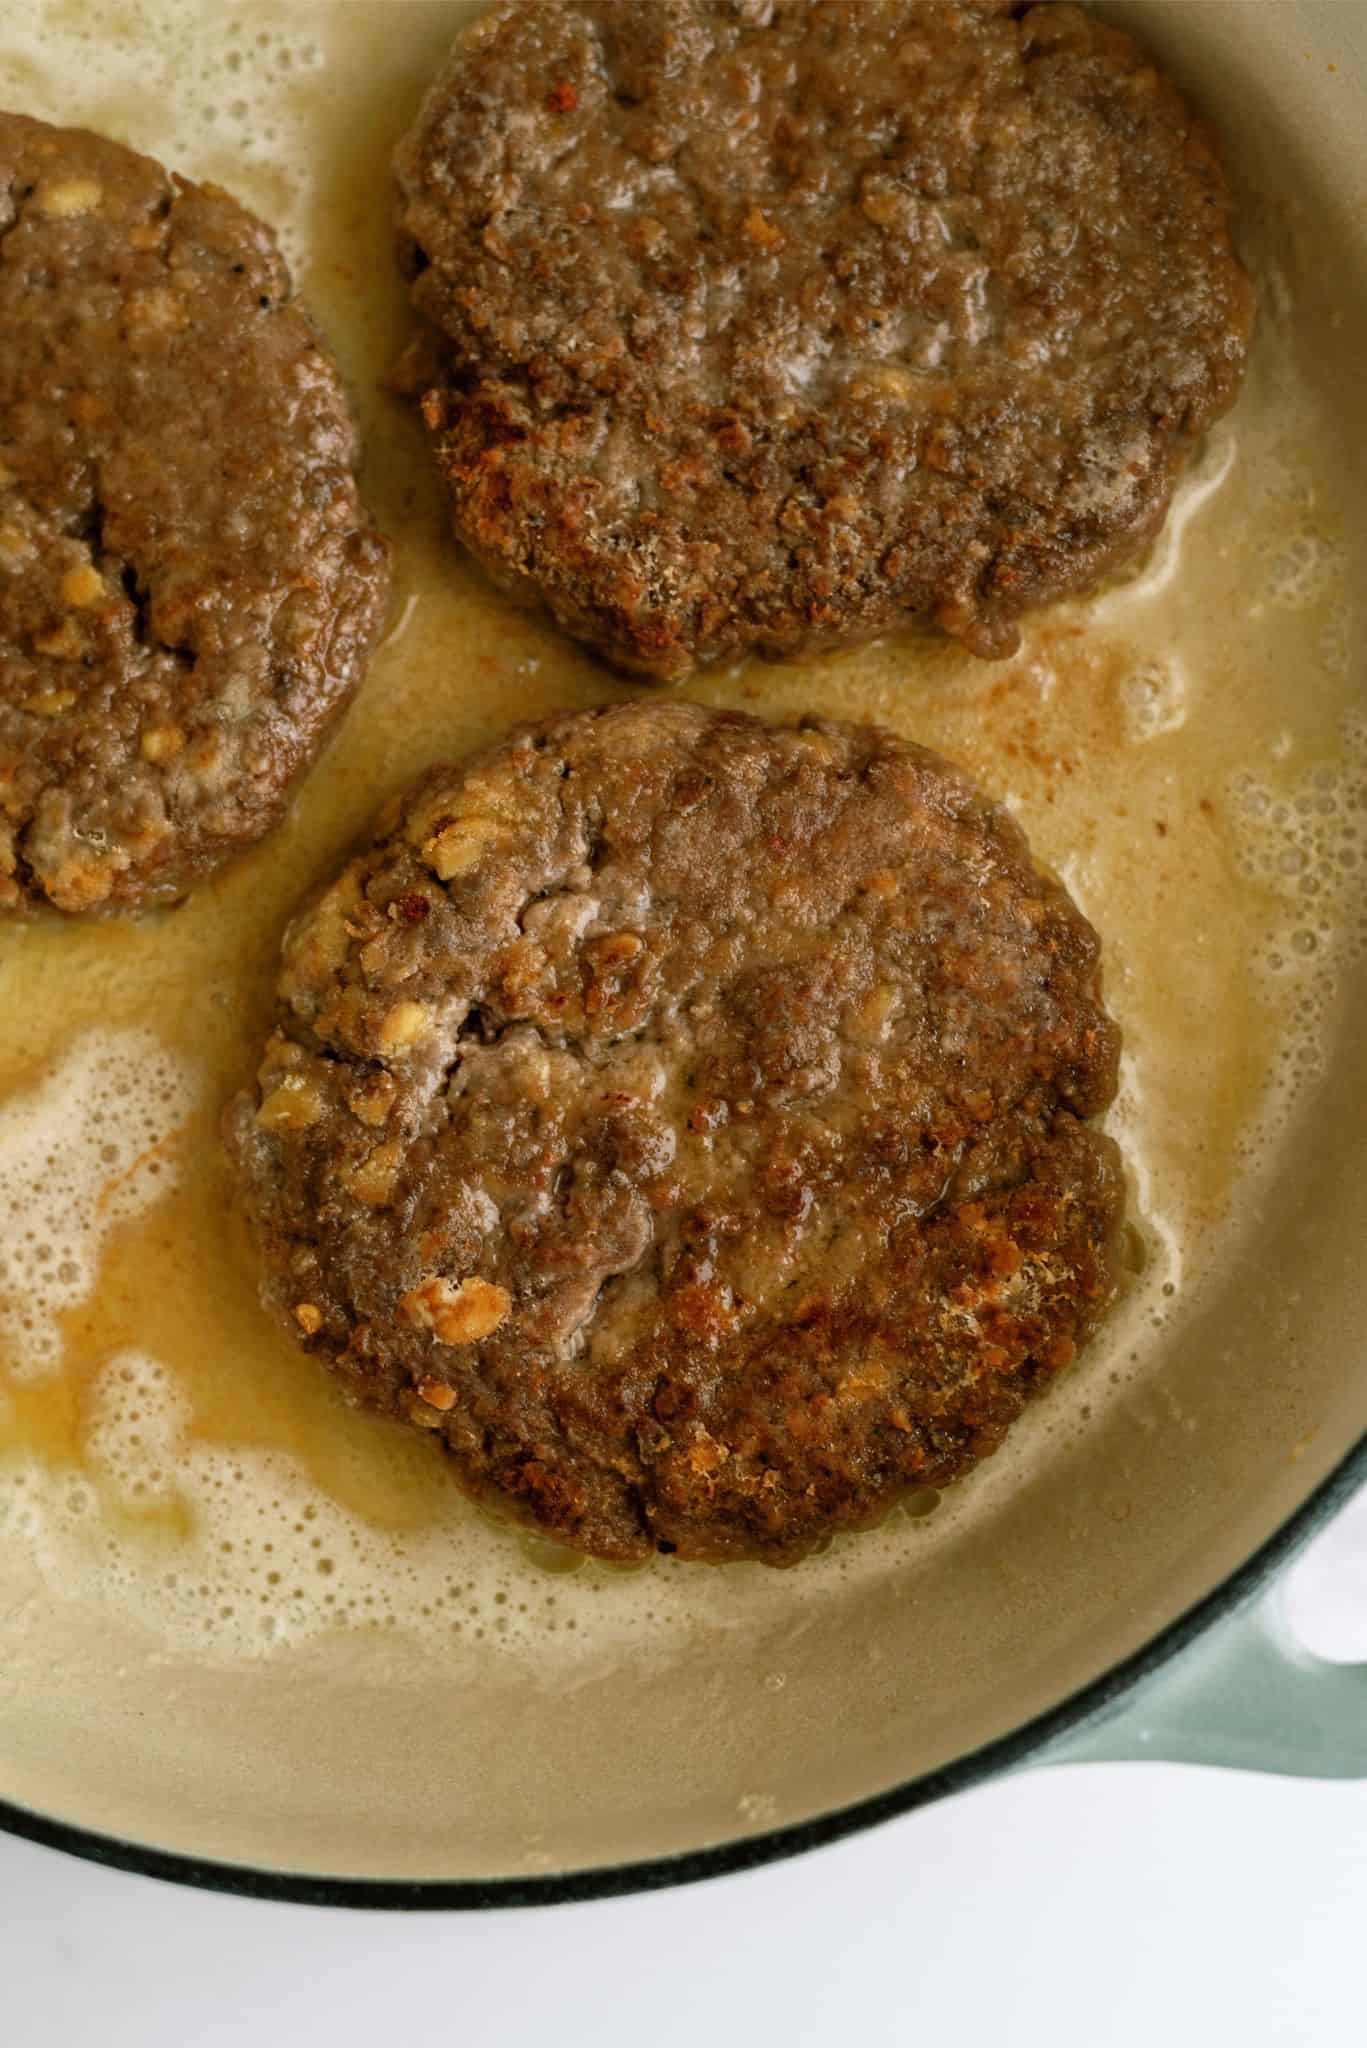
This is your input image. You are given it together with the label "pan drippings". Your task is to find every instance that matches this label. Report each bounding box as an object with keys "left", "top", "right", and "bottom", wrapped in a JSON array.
[{"left": 0, "top": 1, "right": 1363, "bottom": 1674}]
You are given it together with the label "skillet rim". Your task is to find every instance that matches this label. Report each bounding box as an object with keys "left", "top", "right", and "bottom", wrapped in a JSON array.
[{"left": 2, "top": 1426, "right": 1364, "bottom": 1911}]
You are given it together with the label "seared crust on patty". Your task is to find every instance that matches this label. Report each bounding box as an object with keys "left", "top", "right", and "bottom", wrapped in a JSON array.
[
  {"left": 228, "top": 701, "right": 1124, "bottom": 1562},
  {"left": 0, "top": 114, "right": 391, "bottom": 914},
  {"left": 395, "top": 0, "right": 1251, "bottom": 679}
]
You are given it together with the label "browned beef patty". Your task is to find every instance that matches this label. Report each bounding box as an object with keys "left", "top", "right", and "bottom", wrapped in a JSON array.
[
  {"left": 227, "top": 701, "right": 1123, "bottom": 1563},
  {"left": 394, "top": 0, "right": 1252, "bottom": 682},
  {"left": 0, "top": 115, "right": 391, "bottom": 915}
]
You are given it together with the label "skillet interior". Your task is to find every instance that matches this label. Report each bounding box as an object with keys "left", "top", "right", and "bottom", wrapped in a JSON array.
[{"left": 0, "top": 0, "right": 1364, "bottom": 1886}]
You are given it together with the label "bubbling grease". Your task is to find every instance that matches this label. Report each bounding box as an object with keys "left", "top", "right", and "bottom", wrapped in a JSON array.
[
  {"left": 0, "top": 1032, "right": 192, "bottom": 1379},
  {"left": 0, "top": 0, "right": 1363, "bottom": 1676},
  {"left": 0, "top": 2, "right": 328, "bottom": 267}
]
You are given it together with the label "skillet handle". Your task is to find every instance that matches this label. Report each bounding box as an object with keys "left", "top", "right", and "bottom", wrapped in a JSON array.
[{"left": 1039, "top": 1584, "right": 1367, "bottom": 1779}]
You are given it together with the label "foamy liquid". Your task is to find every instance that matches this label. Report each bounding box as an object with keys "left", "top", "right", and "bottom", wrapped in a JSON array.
[{"left": 0, "top": 0, "right": 1363, "bottom": 1676}]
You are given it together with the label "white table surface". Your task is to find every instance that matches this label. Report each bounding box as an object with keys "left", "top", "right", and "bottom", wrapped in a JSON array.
[{"left": 5, "top": 1488, "right": 1366, "bottom": 2048}]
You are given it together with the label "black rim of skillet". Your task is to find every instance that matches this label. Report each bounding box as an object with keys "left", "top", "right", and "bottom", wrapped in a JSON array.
[{"left": 4, "top": 1428, "right": 1366, "bottom": 1912}]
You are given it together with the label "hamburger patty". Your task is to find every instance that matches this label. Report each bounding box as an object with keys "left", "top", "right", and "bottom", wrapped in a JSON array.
[
  {"left": 394, "top": 0, "right": 1252, "bottom": 680},
  {"left": 0, "top": 114, "right": 391, "bottom": 915},
  {"left": 227, "top": 701, "right": 1124, "bottom": 1563}
]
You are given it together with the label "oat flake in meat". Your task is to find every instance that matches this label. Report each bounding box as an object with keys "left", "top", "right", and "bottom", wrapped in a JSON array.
[
  {"left": 394, "top": 0, "right": 1253, "bottom": 681},
  {"left": 0, "top": 114, "right": 391, "bottom": 915},
  {"left": 228, "top": 701, "right": 1125, "bottom": 1564}
]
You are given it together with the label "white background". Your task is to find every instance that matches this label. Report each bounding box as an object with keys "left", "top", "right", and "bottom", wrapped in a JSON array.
[{"left": 4, "top": 1487, "right": 1366, "bottom": 2048}]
